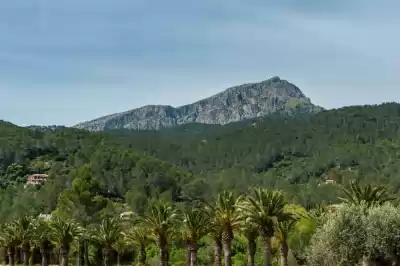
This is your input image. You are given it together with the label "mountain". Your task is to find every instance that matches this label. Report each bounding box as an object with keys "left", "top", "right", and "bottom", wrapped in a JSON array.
[
  {"left": 74, "top": 76, "right": 322, "bottom": 131},
  {"left": 106, "top": 102, "right": 400, "bottom": 204},
  {"left": 2, "top": 102, "right": 400, "bottom": 220}
]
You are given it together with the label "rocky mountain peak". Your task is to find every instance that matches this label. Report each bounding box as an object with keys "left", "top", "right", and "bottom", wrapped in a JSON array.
[{"left": 74, "top": 77, "right": 322, "bottom": 131}]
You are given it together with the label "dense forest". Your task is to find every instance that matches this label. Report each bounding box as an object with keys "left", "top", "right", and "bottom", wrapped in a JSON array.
[
  {"left": 109, "top": 102, "right": 400, "bottom": 205},
  {"left": 1, "top": 102, "right": 400, "bottom": 265}
]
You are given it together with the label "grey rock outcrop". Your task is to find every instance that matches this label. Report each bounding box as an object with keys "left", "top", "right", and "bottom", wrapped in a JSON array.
[{"left": 74, "top": 76, "right": 322, "bottom": 131}]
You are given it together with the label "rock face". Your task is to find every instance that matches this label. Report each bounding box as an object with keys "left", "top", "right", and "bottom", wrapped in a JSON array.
[{"left": 74, "top": 76, "right": 322, "bottom": 131}]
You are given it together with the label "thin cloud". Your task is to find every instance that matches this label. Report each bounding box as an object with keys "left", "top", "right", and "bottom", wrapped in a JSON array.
[{"left": 0, "top": 0, "right": 399, "bottom": 125}]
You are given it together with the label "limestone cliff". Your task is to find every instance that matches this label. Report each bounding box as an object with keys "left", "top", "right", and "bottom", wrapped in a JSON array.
[{"left": 74, "top": 76, "right": 322, "bottom": 131}]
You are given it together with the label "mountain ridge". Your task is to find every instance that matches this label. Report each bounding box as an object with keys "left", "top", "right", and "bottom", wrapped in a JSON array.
[{"left": 74, "top": 76, "right": 323, "bottom": 131}]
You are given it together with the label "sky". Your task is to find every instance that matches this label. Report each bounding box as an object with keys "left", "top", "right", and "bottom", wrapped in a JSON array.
[{"left": 1, "top": 0, "right": 400, "bottom": 126}]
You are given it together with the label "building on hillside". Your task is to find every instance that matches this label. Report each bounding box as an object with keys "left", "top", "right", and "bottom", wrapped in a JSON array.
[
  {"left": 120, "top": 211, "right": 134, "bottom": 219},
  {"left": 38, "top": 213, "right": 52, "bottom": 221},
  {"left": 325, "top": 179, "right": 337, "bottom": 185},
  {"left": 26, "top": 174, "right": 48, "bottom": 185}
]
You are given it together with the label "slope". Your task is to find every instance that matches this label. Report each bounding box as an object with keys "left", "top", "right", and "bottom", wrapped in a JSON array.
[
  {"left": 106, "top": 103, "right": 400, "bottom": 205},
  {"left": 0, "top": 121, "right": 196, "bottom": 220},
  {"left": 74, "top": 76, "right": 322, "bottom": 131}
]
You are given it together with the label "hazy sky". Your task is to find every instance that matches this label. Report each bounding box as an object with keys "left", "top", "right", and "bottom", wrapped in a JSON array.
[{"left": 1, "top": 0, "right": 400, "bottom": 126}]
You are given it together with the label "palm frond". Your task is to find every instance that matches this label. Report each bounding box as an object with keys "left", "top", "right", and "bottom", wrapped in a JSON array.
[
  {"left": 181, "top": 208, "right": 210, "bottom": 244},
  {"left": 238, "top": 188, "right": 287, "bottom": 237},
  {"left": 339, "top": 180, "right": 394, "bottom": 207},
  {"left": 140, "top": 201, "right": 178, "bottom": 243}
]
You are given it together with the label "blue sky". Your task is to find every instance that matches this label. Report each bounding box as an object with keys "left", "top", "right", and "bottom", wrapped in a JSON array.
[{"left": 1, "top": 0, "right": 400, "bottom": 126}]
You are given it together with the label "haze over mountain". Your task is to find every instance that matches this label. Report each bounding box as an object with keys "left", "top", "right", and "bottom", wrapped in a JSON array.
[
  {"left": 1, "top": 1, "right": 400, "bottom": 126},
  {"left": 74, "top": 76, "right": 322, "bottom": 131}
]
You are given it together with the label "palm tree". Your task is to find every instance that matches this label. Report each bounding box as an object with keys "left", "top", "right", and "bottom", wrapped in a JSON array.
[
  {"left": 0, "top": 240, "right": 8, "bottom": 266},
  {"left": 239, "top": 219, "right": 259, "bottom": 266},
  {"left": 49, "top": 217, "right": 82, "bottom": 266},
  {"left": 141, "top": 202, "right": 177, "bottom": 266},
  {"left": 239, "top": 188, "right": 286, "bottom": 266},
  {"left": 339, "top": 180, "right": 394, "bottom": 207},
  {"left": 209, "top": 191, "right": 242, "bottom": 266},
  {"left": 275, "top": 216, "right": 298, "bottom": 266},
  {"left": 208, "top": 225, "right": 222, "bottom": 266},
  {"left": 90, "top": 217, "right": 122, "bottom": 266},
  {"left": 78, "top": 226, "right": 91, "bottom": 266},
  {"left": 0, "top": 231, "right": 7, "bottom": 265},
  {"left": 13, "top": 215, "right": 34, "bottom": 266},
  {"left": 124, "top": 227, "right": 151, "bottom": 266},
  {"left": 201, "top": 200, "right": 223, "bottom": 266},
  {"left": 0, "top": 223, "right": 19, "bottom": 266},
  {"left": 112, "top": 238, "right": 128, "bottom": 266},
  {"left": 31, "top": 218, "right": 53, "bottom": 266},
  {"left": 181, "top": 209, "right": 209, "bottom": 266}
]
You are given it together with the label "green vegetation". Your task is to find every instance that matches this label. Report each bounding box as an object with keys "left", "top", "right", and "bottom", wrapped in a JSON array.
[
  {"left": 1, "top": 103, "right": 400, "bottom": 264},
  {"left": 110, "top": 103, "right": 400, "bottom": 205},
  {"left": 0, "top": 183, "right": 398, "bottom": 266},
  {"left": 307, "top": 202, "right": 400, "bottom": 266},
  {"left": 0, "top": 121, "right": 193, "bottom": 220}
]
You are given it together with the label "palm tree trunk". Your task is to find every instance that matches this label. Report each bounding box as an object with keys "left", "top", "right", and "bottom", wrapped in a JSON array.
[
  {"left": 4, "top": 247, "right": 9, "bottom": 265},
  {"left": 362, "top": 255, "right": 374, "bottom": 266},
  {"left": 214, "top": 238, "right": 222, "bottom": 266},
  {"left": 190, "top": 247, "right": 198, "bottom": 266},
  {"left": 15, "top": 247, "right": 21, "bottom": 264},
  {"left": 280, "top": 242, "right": 289, "bottom": 266},
  {"left": 40, "top": 248, "right": 49, "bottom": 266},
  {"left": 263, "top": 235, "right": 272, "bottom": 266},
  {"left": 392, "top": 256, "right": 400, "bottom": 266},
  {"left": 160, "top": 247, "right": 169, "bottom": 266},
  {"left": 138, "top": 245, "right": 147, "bottom": 266},
  {"left": 57, "top": 247, "right": 61, "bottom": 265},
  {"left": 60, "top": 245, "right": 69, "bottom": 266},
  {"left": 157, "top": 235, "right": 169, "bottom": 266},
  {"left": 51, "top": 247, "right": 58, "bottom": 265},
  {"left": 55, "top": 247, "right": 61, "bottom": 265},
  {"left": 29, "top": 248, "right": 34, "bottom": 266},
  {"left": 103, "top": 248, "right": 110, "bottom": 266},
  {"left": 361, "top": 255, "right": 373, "bottom": 266},
  {"left": 8, "top": 246, "right": 15, "bottom": 266},
  {"left": 247, "top": 240, "right": 256, "bottom": 266},
  {"left": 83, "top": 240, "right": 89, "bottom": 266},
  {"left": 75, "top": 240, "right": 80, "bottom": 266},
  {"left": 77, "top": 241, "right": 83, "bottom": 266},
  {"left": 186, "top": 245, "right": 191, "bottom": 266},
  {"left": 117, "top": 253, "right": 121, "bottom": 266},
  {"left": 22, "top": 244, "right": 29, "bottom": 266},
  {"left": 222, "top": 238, "right": 232, "bottom": 266}
]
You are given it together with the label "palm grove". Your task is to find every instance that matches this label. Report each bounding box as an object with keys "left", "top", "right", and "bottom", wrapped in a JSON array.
[
  {"left": 2, "top": 103, "right": 400, "bottom": 265},
  {"left": 0, "top": 182, "right": 398, "bottom": 266}
]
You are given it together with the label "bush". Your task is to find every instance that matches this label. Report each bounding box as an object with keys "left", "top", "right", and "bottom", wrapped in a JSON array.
[{"left": 307, "top": 203, "right": 400, "bottom": 265}]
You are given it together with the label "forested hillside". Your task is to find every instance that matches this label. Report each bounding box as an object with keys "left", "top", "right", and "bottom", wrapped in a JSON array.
[
  {"left": 107, "top": 103, "right": 400, "bottom": 205},
  {"left": 0, "top": 121, "right": 197, "bottom": 222},
  {"left": 2, "top": 103, "right": 400, "bottom": 218},
  {"left": 2, "top": 103, "right": 400, "bottom": 265}
]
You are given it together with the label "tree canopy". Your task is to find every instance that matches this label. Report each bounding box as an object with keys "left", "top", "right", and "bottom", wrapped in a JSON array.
[{"left": 1, "top": 103, "right": 400, "bottom": 265}]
